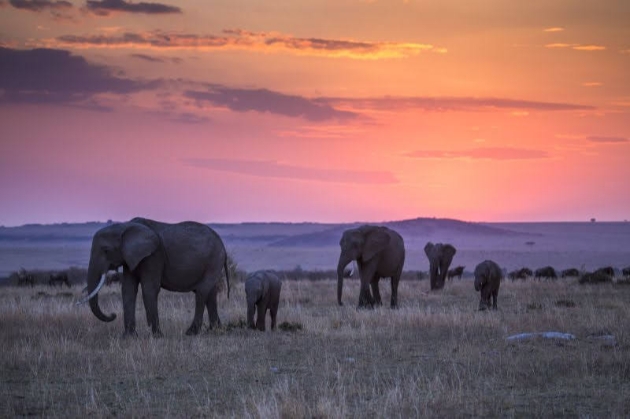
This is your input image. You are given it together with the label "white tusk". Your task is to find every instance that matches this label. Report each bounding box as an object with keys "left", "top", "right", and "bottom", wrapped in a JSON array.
[{"left": 76, "top": 273, "right": 107, "bottom": 306}]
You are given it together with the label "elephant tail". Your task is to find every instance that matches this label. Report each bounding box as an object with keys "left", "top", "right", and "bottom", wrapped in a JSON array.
[{"left": 224, "top": 257, "right": 230, "bottom": 299}]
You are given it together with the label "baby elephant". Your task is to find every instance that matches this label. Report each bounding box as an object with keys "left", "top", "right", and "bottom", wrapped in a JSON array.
[
  {"left": 474, "top": 260, "right": 502, "bottom": 311},
  {"left": 245, "top": 270, "right": 282, "bottom": 331}
]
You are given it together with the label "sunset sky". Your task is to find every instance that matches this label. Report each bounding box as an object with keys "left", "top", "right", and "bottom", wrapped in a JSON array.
[{"left": 1, "top": 0, "right": 629, "bottom": 226}]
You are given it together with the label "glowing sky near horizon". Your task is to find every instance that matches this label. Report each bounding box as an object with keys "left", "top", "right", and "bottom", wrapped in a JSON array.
[{"left": 0, "top": 0, "right": 629, "bottom": 226}]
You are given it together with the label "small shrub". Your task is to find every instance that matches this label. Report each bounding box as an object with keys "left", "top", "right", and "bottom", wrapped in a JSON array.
[
  {"left": 555, "top": 299, "right": 576, "bottom": 308},
  {"left": 278, "top": 321, "right": 303, "bottom": 332}
]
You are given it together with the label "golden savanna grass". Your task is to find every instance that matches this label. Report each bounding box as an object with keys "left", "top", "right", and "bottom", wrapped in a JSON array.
[{"left": 1, "top": 278, "right": 629, "bottom": 417}]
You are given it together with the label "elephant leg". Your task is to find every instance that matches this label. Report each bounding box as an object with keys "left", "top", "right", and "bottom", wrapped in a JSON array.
[
  {"left": 140, "top": 282, "right": 162, "bottom": 337},
  {"left": 390, "top": 275, "right": 400, "bottom": 308},
  {"left": 256, "top": 300, "right": 268, "bottom": 331},
  {"left": 479, "top": 286, "right": 491, "bottom": 311},
  {"left": 492, "top": 289, "right": 498, "bottom": 310},
  {"left": 370, "top": 279, "right": 382, "bottom": 306},
  {"left": 121, "top": 273, "right": 139, "bottom": 337},
  {"left": 186, "top": 290, "right": 207, "bottom": 336},
  {"left": 269, "top": 299, "right": 279, "bottom": 331},
  {"left": 205, "top": 286, "right": 221, "bottom": 330}
]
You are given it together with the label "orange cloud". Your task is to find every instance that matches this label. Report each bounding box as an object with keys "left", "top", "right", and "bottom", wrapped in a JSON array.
[
  {"left": 405, "top": 147, "right": 550, "bottom": 160},
  {"left": 543, "top": 27, "right": 565, "bottom": 32},
  {"left": 544, "top": 43, "right": 606, "bottom": 51},
  {"left": 39, "top": 29, "right": 446, "bottom": 59},
  {"left": 581, "top": 82, "right": 602, "bottom": 87}
]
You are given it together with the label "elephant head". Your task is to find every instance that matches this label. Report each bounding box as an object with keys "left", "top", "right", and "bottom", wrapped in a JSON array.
[
  {"left": 424, "top": 242, "right": 457, "bottom": 290},
  {"left": 337, "top": 226, "right": 391, "bottom": 306},
  {"left": 78, "top": 222, "right": 159, "bottom": 323}
]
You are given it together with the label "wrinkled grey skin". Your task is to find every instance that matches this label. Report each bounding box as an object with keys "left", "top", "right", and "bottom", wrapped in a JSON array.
[
  {"left": 474, "top": 260, "right": 502, "bottom": 311},
  {"left": 337, "top": 225, "right": 405, "bottom": 308},
  {"left": 245, "top": 270, "right": 282, "bottom": 331},
  {"left": 49, "top": 272, "right": 71, "bottom": 288},
  {"left": 424, "top": 242, "right": 457, "bottom": 290},
  {"left": 81, "top": 217, "right": 230, "bottom": 337}
]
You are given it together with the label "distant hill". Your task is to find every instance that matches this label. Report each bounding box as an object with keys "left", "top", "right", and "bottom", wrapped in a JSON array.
[
  {"left": 0, "top": 218, "right": 524, "bottom": 246},
  {"left": 269, "top": 218, "right": 523, "bottom": 247}
]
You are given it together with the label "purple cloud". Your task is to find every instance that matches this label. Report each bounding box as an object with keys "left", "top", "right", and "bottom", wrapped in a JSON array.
[
  {"left": 130, "top": 53, "right": 182, "bottom": 63},
  {"left": 183, "top": 158, "right": 398, "bottom": 185},
  {"left": 86, "top": 0, "right": 181, "bottom": 15},
  {"left": 317, "top": 96, "right": 594, "bottom": 112},
  {"left": 0, "top": 47, "right": 157, "bottom": 105},
  {"left": 185, "top": 87, "right": 357, "bottom": 122},
  {"left": 405, "top": 147, "right": 550, "bottom": 160},
  {"left": 9, "top": 0, "right": 72, "bottom": 11},
  {"left": 586, "top": 136, "right": 628, "bottom": 143}
]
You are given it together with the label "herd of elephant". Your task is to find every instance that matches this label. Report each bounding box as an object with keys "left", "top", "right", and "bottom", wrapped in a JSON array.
[{"left": 76, "top": 218, "right": 630, "bottom": 337}]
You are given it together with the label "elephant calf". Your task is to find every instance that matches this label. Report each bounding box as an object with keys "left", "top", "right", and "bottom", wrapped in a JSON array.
[
  {"left": 474, "top": 260, "right": 502, "bottom": 311},
  {"left": 245, "top": 271, "right": 282, "bottom": 331}
]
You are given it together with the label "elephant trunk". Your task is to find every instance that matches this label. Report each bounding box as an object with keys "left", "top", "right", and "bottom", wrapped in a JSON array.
[
  {"left": 246, "top": 300, "right": 256, "bottom": 329},
  {"left": 337, "top": 255, "right": 352, "bottom": 306},
  {"left": 82, "top": 260, "right": 116, "bottom": 322}
]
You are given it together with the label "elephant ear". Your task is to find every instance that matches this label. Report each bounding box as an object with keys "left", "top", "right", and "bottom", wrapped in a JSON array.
[
  {"left": 424, "top": 242, "right": 435, "bottom": 258},
  {"left": 121, "top": 223, "right": 159, "bottom": 272},
  {"left": 443, "top": 244, "right": 457, "bottom": 260},
  {"left": 362, "top": 227, "right": 391, "bottom": 262}
]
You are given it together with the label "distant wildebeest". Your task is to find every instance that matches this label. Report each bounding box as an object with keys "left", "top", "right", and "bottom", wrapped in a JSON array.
[
  {"left": 474, "top": 260, "right": 502, "bottom": 311},
  {"left": 17, "top": 268, "right": 35, "bottom": 287},
  {"left": 594, "top": 266, "right": 615, "bottom": 277},
  {"left": 561, "top": 268, "right": 580, "bottom": 278},
  {"left": 447, "top": 266, "right": 465, "bottom": 280},
  {"left": 535, "top": 266, "right": 557, "bottom": 280},
  {"left": 623, "top": 267, "right": 630, "bottom": 277},
  {"left": 49, "top": 272, "right": 71, "bottom": 288},
  {"left": 508, "top": 267, "right": 533, "bottom": 280}
]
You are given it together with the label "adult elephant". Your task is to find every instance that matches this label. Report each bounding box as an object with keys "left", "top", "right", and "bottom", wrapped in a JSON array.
[
  {"left": 424, "top": 242, "right": 457, "bottom": 290},
  {"left": 336, "top": 225, "right": 405, "bottom": 308},
  {"left": 77, "top": 217, "right": 230, "bottom": 337}
]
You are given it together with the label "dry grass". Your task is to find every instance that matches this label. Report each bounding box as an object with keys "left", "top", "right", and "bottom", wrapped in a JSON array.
[{"left": 1, "top": 278, "right": 629, "bottom": 418}]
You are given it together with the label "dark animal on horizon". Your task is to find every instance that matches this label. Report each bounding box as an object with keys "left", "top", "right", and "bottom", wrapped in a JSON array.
[
  {"left": 49, "top": 272, "right": 71, "bottom": 288},
  {"left": 594, "top": 266, "right": 615, "bottom": 277},
  {"left": 535, "top": 266, "right": 557, "bottom": 279},
  {"left": 561, "top": 268, "right": 580, "bottom": 278},
  {"left": 447, "top": 266, "right": 465, "bottom": 280},
  {"left": 77, "top": 217, "right": 230, "bottom": 337},
  {"left": 508, "top": 267, "right": 533, "bottom": 280},
  {"left": 337, "top": 225, "right": 405, "bottom": 308},
  {"left": 474, "top": 260, "right": 502, "bottom": 311},
  {"left": 245, "top": 270, "right": 282, "bottom": 331},
  {"left": 16, "top": 268, "right": 35, "bottom": 287},
  {"left": 424, "top": 242, "right": 457, "bottom": 290},
  {"left": 623, "top": 267, "right": 630, "bottom": 277}
]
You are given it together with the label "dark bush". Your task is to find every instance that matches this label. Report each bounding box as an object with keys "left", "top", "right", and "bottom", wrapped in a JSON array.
[{"left": 579, "top": 271, "right": 612, "bottom": 284}]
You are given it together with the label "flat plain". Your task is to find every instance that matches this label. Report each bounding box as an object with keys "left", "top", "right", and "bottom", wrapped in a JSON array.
[{"left": 1, "top": 219, "right": 629, "bottom": 417}]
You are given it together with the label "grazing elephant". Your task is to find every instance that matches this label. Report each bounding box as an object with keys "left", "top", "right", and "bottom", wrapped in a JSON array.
[
  {"left": 77, "top": 217, "right": 230, "bottom": 337},
  {"left": 561, "top": 268, "right": 580, "bottom": 278},
  {"left": 474, "top": 260, "right": 502, "bottom": 310},
  {"left": 594, "top": 266, "right": 615, "bottom": 277},
  {"left": 16, "top": 268, "right": 35, "bottom": 287},
  {"left": 337, "top": 225, "right": 405, "bottom": 308},
  {"left": 447, "top": 266, "right": 465, "bottom": 280},
  {"left": 623, "top": 267, "right": 630, "bottom": 277},
  {"left": 424, "top": 242, "right": 457, "bottom": 290},
  {"left": 49, "top": 272, "right": 71, "bottom": 287},
  {"left": 245, "top": 270, "right": 282, "bottom": 331},
  {"left": 535, "top": 266, "right": 557, "bottom": 279}
]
